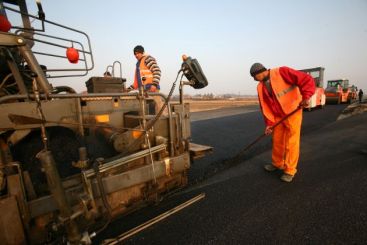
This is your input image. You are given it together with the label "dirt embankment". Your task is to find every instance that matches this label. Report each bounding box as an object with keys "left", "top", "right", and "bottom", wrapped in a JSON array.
[
  {"left": 337, "top": 102, "right": 367, "bottom": 120},
  {"left": 187, "top": 99, "right": 258, "bottom": 112}
]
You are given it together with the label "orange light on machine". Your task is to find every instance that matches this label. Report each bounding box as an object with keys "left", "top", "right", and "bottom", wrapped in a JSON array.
[
  {"left": 66, "top": 47, "right": 79, "bottom": 64},
  {"left": 0, "top": 15, "right": 11, "bottom": 32},
  {"left": 95, "top": 114, "right": 110, "bottom": 123},
  {"left": 182, "top": 54, "right": 188, "bottom": 61},
  {"left": 132, "top": 130, "right": 143, "bottom": 139}
]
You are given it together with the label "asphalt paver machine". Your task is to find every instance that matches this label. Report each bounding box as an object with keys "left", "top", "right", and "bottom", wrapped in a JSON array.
[{"left": 0, "top": 1, "right": 211, "bottom": 243}]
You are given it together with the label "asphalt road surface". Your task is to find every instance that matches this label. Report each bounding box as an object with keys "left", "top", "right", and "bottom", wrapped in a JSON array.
[
  {"left": 95, "top": 104, "right": 367, "bottom": 244},
  {"left": 188, "top": 104, "right": 348, "bottom": 184}
]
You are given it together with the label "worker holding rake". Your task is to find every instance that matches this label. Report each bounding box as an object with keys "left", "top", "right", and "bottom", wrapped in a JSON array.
[{"left": 250, "top": 63, "right": 315, "bottom": 182}]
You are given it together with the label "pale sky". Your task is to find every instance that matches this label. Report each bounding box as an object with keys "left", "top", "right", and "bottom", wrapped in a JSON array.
[{"left": 5, "top": 0, "right": 367, "bottom": 95}]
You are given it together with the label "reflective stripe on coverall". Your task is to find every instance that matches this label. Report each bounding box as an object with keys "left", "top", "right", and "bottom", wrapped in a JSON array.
[{"left": 257, "top": 68, "right": 303, "bottom": 176}]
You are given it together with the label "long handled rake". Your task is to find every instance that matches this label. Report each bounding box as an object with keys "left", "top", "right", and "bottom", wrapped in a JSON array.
[{"left": 232, "top": 106, "right": 302, "bottom": 162}]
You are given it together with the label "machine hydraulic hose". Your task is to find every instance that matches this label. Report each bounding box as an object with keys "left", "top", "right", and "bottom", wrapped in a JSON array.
[{"left": 119, "top": 69, "right": 184, "bottom": 157}]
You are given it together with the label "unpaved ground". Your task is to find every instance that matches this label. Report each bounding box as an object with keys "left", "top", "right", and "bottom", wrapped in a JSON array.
[
  {"left": 187, "top": 99, "right": 258, "bottom": 112},
  {"left": 337, "top": 101, "right": 367, "bottom": 120}
]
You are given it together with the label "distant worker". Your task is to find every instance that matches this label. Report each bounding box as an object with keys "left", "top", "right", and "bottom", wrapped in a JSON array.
[
  {"left": 103, "top": 71, "right": 112, "bottom": 77},
  {"left": 128, "top": 45, "right": 161, "bottom": 92},
  {"left": 358, "top": 89, "right": 363, "bottom": 103},
  {"left": 250, "top": 63, "right": 316, "bottom": 182}
]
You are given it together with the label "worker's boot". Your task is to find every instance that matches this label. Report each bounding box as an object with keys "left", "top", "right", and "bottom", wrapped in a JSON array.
[
  {"left": 264, "top": 164, "right": 277, "bottom": 172},
  {"left": 280, "top": 173, "right": 294, "bottom": 183}
]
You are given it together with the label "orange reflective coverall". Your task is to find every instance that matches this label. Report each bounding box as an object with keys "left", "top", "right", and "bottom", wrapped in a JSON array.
[{"left": 257, "top": 67, "right": 315, "bottom": 176}]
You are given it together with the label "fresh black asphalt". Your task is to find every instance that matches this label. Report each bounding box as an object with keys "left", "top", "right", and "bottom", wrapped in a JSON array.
[{"left": 96, "top": 104, "right": 367, "bottom": 244}]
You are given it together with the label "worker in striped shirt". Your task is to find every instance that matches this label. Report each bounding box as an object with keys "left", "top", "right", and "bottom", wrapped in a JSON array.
[{"left": 128, "top": 45, "right": 161, "bottom": 92}]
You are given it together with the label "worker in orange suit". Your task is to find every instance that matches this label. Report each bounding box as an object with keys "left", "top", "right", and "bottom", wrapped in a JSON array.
[{"left": 250, "top": 63, "right": 315, "bottom": 182}]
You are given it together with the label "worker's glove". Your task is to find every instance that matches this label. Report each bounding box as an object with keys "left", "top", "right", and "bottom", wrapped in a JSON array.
[
  {"left": 299, "top": 99, "right": 310, "bottom": 108},
  {"left": 149, "top": 85, "right": 157, "bottom": 92},
  {"left": 265, "top": 125, "right": 273, "bottom": 135}
]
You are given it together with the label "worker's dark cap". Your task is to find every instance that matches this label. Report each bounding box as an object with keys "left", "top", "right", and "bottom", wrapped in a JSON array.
[
  {"left": 250, "top": 63, "right": 267, "bottom": 77},
  {"left": 133, "top": 45, "right": 144, "bottom": 54}
]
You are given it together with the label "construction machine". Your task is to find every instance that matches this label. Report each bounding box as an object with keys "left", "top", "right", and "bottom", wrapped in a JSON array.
[
  {"left": 325, "top": 79, "right": 358, "bottom": 104},
  {"left": 0, "top": 1, "right": 212, "bottom": 244},
  {"left": 299, "top": 67, "right": 326, "bottom": 111}
]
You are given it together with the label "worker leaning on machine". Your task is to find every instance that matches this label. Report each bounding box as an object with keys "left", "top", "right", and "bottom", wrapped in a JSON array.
[
  {"left": 250, "top": 63, "right": 315, "bottom": 183},
  {"left": 128, "top": 45, "right": 161, "bottom": 92}
]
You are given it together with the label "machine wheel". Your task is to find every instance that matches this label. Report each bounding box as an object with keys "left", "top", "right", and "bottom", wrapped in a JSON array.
[{"left": 11, "top": 127, "right": 81, "bottom": 196}]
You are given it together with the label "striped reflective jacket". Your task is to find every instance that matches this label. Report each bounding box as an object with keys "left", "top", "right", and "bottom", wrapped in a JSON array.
[
  {"left": 257, "top": 68, "right": 303, "bottom": 124},
  {"left": 132, "top": 55, "right": 161, "bottom": 90}
]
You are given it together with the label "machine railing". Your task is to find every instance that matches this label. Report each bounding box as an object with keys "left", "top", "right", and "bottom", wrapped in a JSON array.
[{"left": 3, "top": 3, "right": 94, "bottom": 78}]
